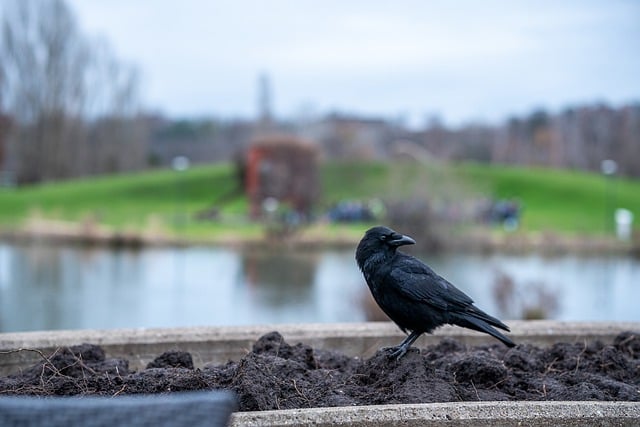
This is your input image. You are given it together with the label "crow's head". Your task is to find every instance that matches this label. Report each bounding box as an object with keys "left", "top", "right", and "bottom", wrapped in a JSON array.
[{"left": 355, "top": 226, "right": 415, "bottom": 271}]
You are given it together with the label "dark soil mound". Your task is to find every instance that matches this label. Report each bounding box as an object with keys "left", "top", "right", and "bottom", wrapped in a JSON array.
[{"left": 1, "top": 331, "right": 639, "bottom": 411}]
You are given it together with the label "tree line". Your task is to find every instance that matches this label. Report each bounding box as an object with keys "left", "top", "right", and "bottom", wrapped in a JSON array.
[
  {"left": 0, "top": 0, "right": 147, "bottom": 184},
  {"left": 1, "top": 0, "right": 638, "bottom": 186},
  {"left": 415, "top": 105, "right": 640, "bottom": 177}
]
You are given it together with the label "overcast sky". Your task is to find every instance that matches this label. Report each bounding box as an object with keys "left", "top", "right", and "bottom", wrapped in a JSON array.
[{"left": 67, "top": 0, "right": 640, "bottom": 126}]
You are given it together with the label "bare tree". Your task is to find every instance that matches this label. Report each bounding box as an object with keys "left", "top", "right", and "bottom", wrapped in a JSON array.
[{"left": 0, "top": 0, "right": 145, "bottom": 183}]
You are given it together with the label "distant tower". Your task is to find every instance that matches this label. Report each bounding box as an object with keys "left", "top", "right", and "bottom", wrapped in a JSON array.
[{"left": 258, "top": 72, "right": 273, "bottom": 129}]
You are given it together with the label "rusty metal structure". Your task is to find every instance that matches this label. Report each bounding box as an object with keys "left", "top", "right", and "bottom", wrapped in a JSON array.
[{"left": 245, "top": 135, "right": 319, "bottom": 219}]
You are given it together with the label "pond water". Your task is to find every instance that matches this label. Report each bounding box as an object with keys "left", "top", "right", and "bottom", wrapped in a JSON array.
[{"left": 0, "top": 242, "right": 638, "bottom": 333}]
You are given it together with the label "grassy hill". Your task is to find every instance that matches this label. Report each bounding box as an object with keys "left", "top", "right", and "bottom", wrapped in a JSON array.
[
  {"left": 0, "top": 161, "right": 638, "bottom": 239},
  {"left": 455, "top": 163, "right": 639, "bottom": 234}
]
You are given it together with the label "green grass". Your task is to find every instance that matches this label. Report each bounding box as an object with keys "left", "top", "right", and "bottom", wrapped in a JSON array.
[
  {"left": 320, "top": 161, "right": 391, "bottom": 203},
  {"left": 0, "top": 164, "right": 245, "bottom": 232},
  {"left": 456, "top": 163, "right": 640, "bottom": 234},
  {"left": 0, "top": 161, "right": 638, "bottom": 238}
]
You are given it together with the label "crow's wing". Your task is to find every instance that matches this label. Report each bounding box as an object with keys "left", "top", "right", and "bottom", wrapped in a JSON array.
[
  {"left": 388, "top": 253, "right": 514, "bottom": 343},
  {"left": 389, "top": 254, "right": 474, "bottom": 311}
]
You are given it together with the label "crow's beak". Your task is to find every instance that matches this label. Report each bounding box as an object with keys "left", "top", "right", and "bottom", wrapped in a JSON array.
[{"left": 389, "top": 233, "right": 416, "bottom": 247}]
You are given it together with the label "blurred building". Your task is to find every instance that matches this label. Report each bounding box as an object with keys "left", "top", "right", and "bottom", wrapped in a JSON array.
[
  {"left": 244, "top": 135, "right": 320, "bottom": 219},
  {"left": 299, "top": 112, "right": 397, "bottom": 160}
]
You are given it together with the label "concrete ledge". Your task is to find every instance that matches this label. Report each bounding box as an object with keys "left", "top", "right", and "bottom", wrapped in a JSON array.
[
  {"left": 1, "top": 321, "right": 639, "bottom": 376},
  {"left": 2, "top": 322, "right": 639, "bottom": 427},
  {"left": 230, "top": 401, "right": 640, "bottom": 427}
]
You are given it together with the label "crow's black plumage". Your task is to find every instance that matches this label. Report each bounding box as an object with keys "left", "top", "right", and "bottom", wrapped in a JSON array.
[{"left": 356, "top": 225, "right": 515, "bottom": 359}]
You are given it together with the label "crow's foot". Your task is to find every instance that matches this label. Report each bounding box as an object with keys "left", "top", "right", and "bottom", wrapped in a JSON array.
[{"left": 383, "top": 345, "right": 418, "bottom": 361}]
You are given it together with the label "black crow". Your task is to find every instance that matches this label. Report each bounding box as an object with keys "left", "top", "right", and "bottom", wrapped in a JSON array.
[{"left": 356, "top": 225, "right": 515, "bottom": 359}]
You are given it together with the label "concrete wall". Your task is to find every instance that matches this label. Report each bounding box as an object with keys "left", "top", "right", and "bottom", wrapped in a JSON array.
[
  {"left": 231, "top": 401, "right": 640, "bottom": 427},
  {"left": 2, "top": 321, "right": 639, "bottom": 426},
  {"left": 1, "top": 321, "right": 638, "bottom": 375}
]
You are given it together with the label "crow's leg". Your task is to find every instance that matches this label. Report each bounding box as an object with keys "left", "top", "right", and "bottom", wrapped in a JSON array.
[{"left": 388, "top": 331, "right": 422, "bottom": 360}]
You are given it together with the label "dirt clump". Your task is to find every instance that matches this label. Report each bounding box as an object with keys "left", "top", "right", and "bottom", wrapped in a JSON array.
[{"left": 0, "top": 331, "right": 638, "bottom": 411}]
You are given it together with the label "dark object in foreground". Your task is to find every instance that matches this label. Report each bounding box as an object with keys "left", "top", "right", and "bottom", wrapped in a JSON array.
[
  {"left": 0, "top": 391, "right": 236, "bottom": 427},
  {"left": 356, "top": 226, "right": 515, "bottom": 359},
  {"left": 1, "top": 331, "right": 639, "bottom": 411}
]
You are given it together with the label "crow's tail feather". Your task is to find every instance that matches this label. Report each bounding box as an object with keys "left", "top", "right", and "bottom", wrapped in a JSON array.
[{"left": 452, "top": 312, "right": 516, "bottom": 348}]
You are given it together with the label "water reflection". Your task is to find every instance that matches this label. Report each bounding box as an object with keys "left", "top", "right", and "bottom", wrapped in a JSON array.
[
  {"left": 240, "top": 251, "right": 317, "bottom": 307},
  {"left": 423, "top": 252, "right": 640, "bottom": 323},
  {"left": 0, "top": 242, "right": 638, "bottom": 333}
]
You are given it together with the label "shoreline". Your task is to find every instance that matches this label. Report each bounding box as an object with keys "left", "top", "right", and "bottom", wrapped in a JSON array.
[{"left": 1, "top": 220, "right": 637, "bottom": 255}]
